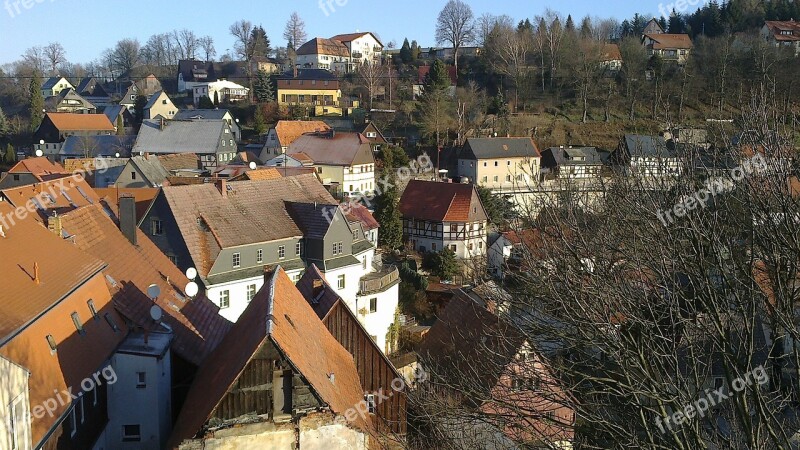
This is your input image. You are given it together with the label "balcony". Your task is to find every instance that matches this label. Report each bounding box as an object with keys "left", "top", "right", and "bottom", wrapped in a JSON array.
[
  {"left": 352, "top": 52, "right": 364, "bottom": 59},
  {"left": 359, "top": 265, "right": 400, "bottom": 295}
]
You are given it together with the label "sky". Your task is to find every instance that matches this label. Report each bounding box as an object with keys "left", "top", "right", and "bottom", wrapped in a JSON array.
[{"left": 0, "top": 0, "right": 656, "bottom": 66}]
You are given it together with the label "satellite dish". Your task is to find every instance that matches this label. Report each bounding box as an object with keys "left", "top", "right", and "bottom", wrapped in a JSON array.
[
  {"left": 249, "top": 161, "right": 257, "bottom": 170},
  {"left": 35, "top": 149, "right": 44, "bottom": 157},
  {"left": 147, "top": 284, "right": 161, "bottom": 299},
  {"left": 150, "top": 305, "right": 163, "bottom": 322},
  {"left": 185, "top": 267, "right": 197, "bottom": 280},
  {"left": 185, "top": 282, "right": 199, "bottom": 298},
  {"left": 115, "top": 152, "right": 120, "bottom": 158}
]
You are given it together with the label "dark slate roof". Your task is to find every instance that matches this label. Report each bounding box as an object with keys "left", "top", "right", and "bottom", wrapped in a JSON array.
[
  {"left": 133, "top": 119, "right": 229, "bottom": 155},
  {"left": 41, "top": 76, "right": 66, "bottom": 90},
  {"left": 129, "top": 155, "right": 170, "bottom": 186},
  {"left": 77, "top": 78, "right": 110, "bottom": 97},
  {"left": 45, "top": 89, "right": 95, "bottom": 111},
  {"left": 541, "top": 146, "right": 604, "bottom": 168},
  {"left": 60, "top": 135, "right": 135, "bottom": 158},
  {"left": 172, "top": 109, "right": 232, "bottom": 121},
  {"left": 286, "top": 201, "right": 338, "bottom": 239},
  {"left": 623, "top": 134, "right": 675, "bottom": 158},
  {"left": 278, "top": 68, "right": 339, "bottom": 81},
  {"left": 462, "top": 137, "right": 541, "bottom": 160},
  {"left": 103, "top": 105, "right": 127, "bottom": 123}
]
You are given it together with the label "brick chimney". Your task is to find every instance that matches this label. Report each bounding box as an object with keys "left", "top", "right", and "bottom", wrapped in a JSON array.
[
  {"left": 119, "top": 195, "right": 138, "bottom": 245},
  {"left": 216, "top": 179, "right": 227, "bottom": 198},
  {"left": 47, "top": 212, "right": 62, "bottom": 237}
]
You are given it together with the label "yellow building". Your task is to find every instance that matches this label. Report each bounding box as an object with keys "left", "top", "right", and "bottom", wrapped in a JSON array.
[{"left": 277, "top": 69, "right": 358, "bottom": 117}]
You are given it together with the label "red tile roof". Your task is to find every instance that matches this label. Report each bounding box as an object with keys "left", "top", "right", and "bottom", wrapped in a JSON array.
[
  {"left": 399, "top": 180, "right": 487, "bottom": 223},
  {"left": 7, "top": 157, "right": 68, "bottom": 181},
  {"left": 345, "top": 202, "right": 379, "bottom": 230},
  {"left": 94, "top": 187, "right": 160, "bottom": 223},
  {"left": 644, "top": 33, "right": 693, "bottom": 50},
  {"left": 241, "top": 167, "right": 282, "bottom": 180},
  {"left": 296, "top": 37, "right": 351, "bottom": 57},
  {"left": 60, "top": 204, "right": 232, "bottom": 365},
  {"left": 167, "top": 267, "right": 369, "bottom": 448},
  {"left": 45, "top": 112, "right": 116, "bottom": 132},
  {"left": 0, "top": 177, "right": 100, "bottom": 219},
  {"left": 274, "top": 120, "right": 331, "bottom": 146}
]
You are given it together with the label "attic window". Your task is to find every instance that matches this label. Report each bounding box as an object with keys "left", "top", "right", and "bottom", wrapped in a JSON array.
[
  {"left": 284, "top": 314, "right": 296, "bottom": 329},
  {"left": 87, "top": 300, "right": 98, "bottom": 320},
  {"left": 46, "top": 335, "right": 57, "bottom": 353},
  {"left": 71, "top": 312, "right": 85, "bottom": 335}
]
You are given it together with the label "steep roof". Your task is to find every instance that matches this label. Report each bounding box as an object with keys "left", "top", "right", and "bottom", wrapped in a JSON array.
[
  {"left": 143, "top": 90, "right": 172, "bottom": 110},
  {"left": 330, "top": 32, "right": 383, "bottom": 47},
  {"left": 0, "top": 202, "right": 106, "bottom": 343},
  {"left": 161, "top": 175, "right": 336, "bottom": 278},
  {"left": 44, "top": 112, "right": 115, "bottom": 132},
  {"left": 60, "top": 204, "right": 231, "bottom": 365},
  {"left": 167, "top": 267, "right": 368, "bottom": 448},
  {"left": 286, "top": 202, "right": 339, "bottom": 239},
  {"left": 345, "top": 202, "right": 379, "bottom": 231},
  {"left": 764, "top": 20, "right": 800, "bottom": 41},
  {"left": 60, "top": 135, "right": 135, "bottom": 158},
  {"left": 541, "top": 146, "right": 604, "bottom": 168},
  {"left": 129, "top": 155, "right": 170, "bottom": 186},
  {"left": 41, "top": 76, "right": 70, "bottom": 90},
  {"left": 45, "top": 88, "right": 94, "bottom": 111},
  {"left": 297, "top": 37, "right": 351, "bottom": 57},
  {"left": 133, "top": 119, "right": 227, "bottom": 155},
  {"left": 600, "top": 43, "right": 622, "bottom": 61},
  {"left": 0, "top": 177, "right": 101, "bottom": 219},
  {"left": 77, "top": 77, "right": 109, "bottom": 97},
  {"left": 623, "top": 134, "right": 675, "bottom": 158},
  {"left": 463, "top": 137, "right": 541, "bottom": 160},
  {"left": 288, "top": 132, "right": 375, "bottom": 166},
  {"left": 158, "top": 153, "right": 200, "bottom": 171},
  {"left": 274, "top": 120, "right": 331, "bottom": 146},
  {"left": 6, "top": 157, "right": 68, "bottom": 181},
  {"left": 94, "top": 187, "right": 159, "bottom": 222},
  {"left": 400, "top": 180, "right": 488, "bottom": 223},
  {"left": 172, "top": 109, "right": 233, "bottom": 121},
  {"left": 644, "top": 33, "right": 693, "bottom": 49}
]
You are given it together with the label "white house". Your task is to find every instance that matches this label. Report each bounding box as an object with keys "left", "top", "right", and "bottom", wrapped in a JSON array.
[
  {"left": 330, "top": 32, "right": 384, "bottom": 66},
  {"left": 0, "top": 356, "right": 30, "bottom": 450},
  {"left": 192, "top": 80, "right": 249, "bottom": 106},
  {"left": 287, "top": 131, "right": 376, "bottom": 196},
  {"left": 615, "top": 134, "right": 684, "bottom": 177},
  {"left": 295, "top": 38, "right": 353, "bottom": 71},
  {"left": 458, "top": 137, "right": 542, "bottom": 192},
  {"left": 41, "top": 76, "right": 74, "bottom": 98},
  {"left": 400, "top": 179, "right": 489, "bottom": 260}
]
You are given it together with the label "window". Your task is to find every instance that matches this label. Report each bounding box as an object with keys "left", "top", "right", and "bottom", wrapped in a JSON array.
[
  {"left": 337, "top": 274, "right": 345, "bottom": 289},
  {"left": 493, "top": 176, "right": 499, "bottom": 182},
  {"left": 469, "top": 243, "right": 474, "bottom": 251},
  {"left": 431, "top": 242, "right": 437, "bottom": 251},
  {"left": 104, "top": 313, "right": 120, "bottom": 332},
  {"left": 353, "top": 229, "right": 360, "bottom": 240},
  {"left": 450, "top": 244, "right": 457, "bottom": 252},
  {"left": 232, "top": 253, "right": 240, "bottom": 268},
  {"left": 219, "top": 290, "right": 230, "bottom": 309},
  {"left": 483, "top": 162, "right": 487, "bottom": 167},
  {"left": 337, "top": 242, "right": 343, "bottom": 254},
  {"left": 507, "top": 160, "right": 511, "bottom": 165},
  {"left": 247, "top": 284, "right": 257, "bottom": 302},
  {"left": 136, "top": 372, "right": 146, "bottom": 389},
  {"left": 365, "top": 394, "right": 376, "bottom": 414},
  {"left": 151, "top": 219, "right": 163, "bottom": 236},
  {"left": 278, "top": 245, "right": 285, "bottom": 259},
  {"left": 256, "top": 249, "right": 263, "bottom": 264},
  {"left": 87, "top": 300, "right": 98, "bottom": 320},
  {"left": 506, "top": 175, "right": 512, "bottom": 182},
  {"left": 131, "top": 171, "right": 136, "bottom": 180},
  {"left": 71, "top": 312, "right": 85, "bottom": 335},
  {"left": 369, "top": 298, "right": 377, "bottom": 313},
  {"left": 122, "top": 425, "right": 141, "bottom": 442},
  {"left": 481, "top": 176, "right": 488, "bottom": 183},
  {"left": 332, "top": 242, "right": 340, "bottom": 256},
  {"left": 296, "top": 242, "right": 302, "bottom": 256},
  {"left": 46, "top": 334, "right": 57, "bottom": 353}
]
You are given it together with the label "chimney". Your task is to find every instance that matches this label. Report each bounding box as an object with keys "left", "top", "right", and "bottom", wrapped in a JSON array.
[
  {"left": 160, "top": 117, "right": 165, "bottom": 131},
  {"left": 47, "top": 212, "right": 62, "bottom": 237},
  {"left": 119, "top": 195, "right": 138, "bottom": 245},
  {"left": 216, "top": 179, "right": 227, "bottom": 198},
  {"left": 33, "top": 262, "right": 40, "bottom": 285},
  {"left": 293, "top": 64, "right": 298, "bottom": 78}
]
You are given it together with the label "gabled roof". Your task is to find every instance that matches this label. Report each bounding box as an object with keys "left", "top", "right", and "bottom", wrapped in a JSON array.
[
  {"left": 128, "top": 155, "right": 170, "bottom": 186},
  {"left": 541, "top": 146, "right": 604, "bottom": 167},
  {"left": 133, "top": 119, "right": 228, "bottom": 155},
  {"left": 600, "top": 43, "right": 622, "bottom": 61},
  {"left": 60, "top": 135, "right": 135, "bottom": 158},
  {"left": 297, "top": 37, "right": 351, "bottom": 57},
  {"left": 644, "top": 33, "right": 693, "bottom": 50},
  {"left": 103, "top": 105, "right": 129, "bottom": 124},
  {"left": 44, "top": 112, "right": 115, "bottom": 132},
  {"left": 41, "top": 76, "right": 70, "bottom": 90},
  {"left": 158, "top": 153, "right": 200, "bottom": 171},
  {"left": 345, "top": 202, "right": 379, "bottom": 231},
  {"left": 94, "top": 187, "right": 159, "bottom": 222},
  {"left": 463, "top": 137, "right": 541, "bottom": 160},
  {"left": 0, "top": 177, "right": 100, "bottom": 219},
  {"left": 240, "top": 167, "right": 282, "bottom": 181},
  {"left": 277, "top": 68, "right": 339, "bottom": 81},
  {"left": 0, "top": 201, "right": 106, "bottom": 343},
  {"left": 286, "top": 201, "right": 339, "bottom": 239},
  {"left": 274, "top": 120, "right": 331, "bottom": 146},
  {"left": 167, "top": 267, "right": 368, "bottom": 448},
  {"left": 143, "top": 90, "right": 173, "bottom": 110},
  {"left": 60, "top": 204, "right": 231, "bottom": 366},
  {"left": 361, "top": 122, "right": 388, "bottom": 144},
  {"left": 288, "top": 132, "right": 375, "bottom": 166},
  {"left": 330, "top": 32, "right": 383, "bottom": 47},
  {"left": 400, "top": 180, "right": 488, "bottom": 223},
  {"left": 77, "top": 77, "right": 109, "bottom": 97},
  {"left": 45, "top": 88, "right": 94, "bottom": 110},
  {"left": 161, "top": 175, "right": 336, "bottom": 278},
  {"left": 6, "top": 157, "right": 68, "bottom": 181},
  {"left": 172, "top": 109, "right": 233, "bottom": 121},
  {"left": 623, "top": 134, "right": 675, "bottom": 158},
  {"left": 764, "top": 20, "right": 800, "bottom": 41}
]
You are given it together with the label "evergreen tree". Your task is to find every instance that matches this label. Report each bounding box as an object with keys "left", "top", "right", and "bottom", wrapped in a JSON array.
[
  {"left": 254, "top": 70, "right": 275, "bottom": 102},
  {"left": 400, "top": 38, "right": 412, "bottom": 64},
  {"left": 425, "top": 59, "right": 452, "bottom": 92},
  {"left": 0, "top": 106, "right": 8, "bottom": 140},
  {"left": 198, "top": 96, "right": 215, "bottom": 109},
  {"left": 5, "top": 144, "right": 16, "bottom": 164},
  {"left": 254, "top": 104, "right": 268, "bottom": 135},
  {"left": 565, "top": 14, "right": 576, "bottom": 33},
  {"left": 410, "top": 40, "right": 421, "bottom": 61},
  {"left": 374, "top": 176, "right": 403, "bottom": 250},
  {"left": 668, "top": 9, "right": 685, "bottom": 33},
  {"left": 422, "top": 248, "right": 459, "bottom": 280},
  {"left": 116, "top": 115, "right": 124, "bottom": 135},
  {"left": 213, "top": 91, "right": 220, "bottom": 106},
  {"left": 29, "top": 71, "right": 44, "bottom": 132},
  {"left": 580, "top": 17, "right": 593, "bottom": 39},
  {"left": 134, "top": 95, "right": 147, "bottom": 125},
  {"left": 658, "top": 16, "right": 668, "bottom": 32},
  {"left": 476, "top": 184, "right": 515, "bottom": 228}
]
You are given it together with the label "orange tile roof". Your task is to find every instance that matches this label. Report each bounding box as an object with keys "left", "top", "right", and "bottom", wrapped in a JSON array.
[
  {"left": 8, "top": 157, "right": 68, "bottom": 181},
  {"left": 274, "top": 120, "right": 331, "bottom": 147},
  {"left": 45, "top": 112, "right": 115, "bottom": 132},
  {"left": 645, "top": 33, "right": 693, "bottom": 50},
  {"left": 158, "top": 153, "right": 200, "bottom": 172},
  {"left": 400, "top": 180, "right": 487, "bottom": 223},
  {"left": 0, "top": 177, "right": 100, "bottom": 221},
  {"left": 167, "top": 267, "right": 369, "bottom": 448},
  {"left": 60, "top": 204, "right": 231, "bottom": 365},
  {"left": 600, "top": 43, "right": 622, "bottom": 61},
  {"left": 242, "top": 167, "right": 282, "bottom": 181}
]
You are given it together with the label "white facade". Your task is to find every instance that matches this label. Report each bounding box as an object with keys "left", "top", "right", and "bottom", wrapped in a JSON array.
[
  {"left": 406, "top": 219, "right": 488, "bottom": 260},
  {"left": 629, "top": 156, "right": 684, "bottom": 177},
  {"left": 208, "top": 268, "right": 304, "bottom": 322},
  {"left": 354, "top": 283, "right": 399, "bottom": 354},
  {"left": 193, "top": 80, "right": 250, "bottom": 106},
  {"left": 317, "top": 163, "right": 375, "bottom": 194},
  {"left": 323, "top": 262, "right": 364, "bottom": 307},
  {"left": 296, "top": 53, "right": 352, "bottom": 72},
  {"left": 458, "top": 157, "right": 541, "bottom": 191},
  {"left": 0, "top": 356, "right": 31, "bottom": 450},
  {"left": 488, "top": 235, "right": 514, "bottom": 279},
  {"left": 103, "top": 332, "right": 172, "bottom": 450},
  {"left": 339, "top": 34, "right": 383, "bottom": 65}
]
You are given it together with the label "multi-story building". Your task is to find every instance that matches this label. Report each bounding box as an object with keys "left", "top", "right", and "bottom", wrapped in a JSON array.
[
  {"left": 761, "top": 20, "right": 800, "bottom": 55},
  {"left": 287, "top": 130, "right": 376, "bottom": 195},
  {"left": 261, "top": 120, "right": 331, "bottom": 158},
  {"left": 400, "top": 179, "right": 489, "bottom": 259},
  {"left": 276, "top": 69, "right": 359, "bottom": 117},
  {"left": 540, "top": 146, "right": 606, "bottom": 180},
  {"left": 192, "top": 80, "right": 250, "bottom": 106},
  {"left": 40, "top": 76, "right": 74, "bottom": 98},
  {"left": 132, "top": 118, "right": 238, "bottom": 170},
  {"left": 33, "top": 113, "right": 116, "bottom": 157},
  {"left": 613, "top": 134, "right": 684, "bottom": 177},
  {"left": 330, "top": 32, "right": 384, "bottom": 65},
  {"left": 295, "top": 37, "right": 353, "bottom": 71},
  {"left": 458, "top": 137, "right": 542, "bottom": 192},
  {"left": 641, "top": 20, "right": 692, "bottom": 65}
]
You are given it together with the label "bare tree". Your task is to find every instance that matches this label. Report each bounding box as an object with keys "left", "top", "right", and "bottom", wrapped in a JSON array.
[
  {"left": 544, "top": 9, "right": 566, "bottom": 89},
  {"left": 283, "top": 12, "right": 307, "bottom": 51},
  {"left": 435, "top": 0, "right": 475, "bottom": 76},
  {"left": 199, "top": 36, "right": 216, "bottom": 61},
  {"left": 358, "top": 61, "right": 385, "bottom": 111},
  {"left": 110, "top": 39, "right": 141, "bottom": 76},
  {"left": 21, "top": 46, "right": 46, "bottom": 75},
  {"left": 486, "top": 22, "right": 533, "bottom": 110},
  {"left": 229, "top": 20, "right": 255, "bottom": 62},
  {"left": 172, "top": 29, "right": 199, "bottom": 60},
  {"left": 42, "top": 43, "right": 66, "bottom": 75}
]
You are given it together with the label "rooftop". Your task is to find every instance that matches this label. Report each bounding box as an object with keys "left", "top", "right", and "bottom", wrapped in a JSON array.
[
  {"left": 400, "top": 180, "right": 487, "bottom": 223},
  {"left": 288, "top": 132, "right": 375, "bottom": 166}
]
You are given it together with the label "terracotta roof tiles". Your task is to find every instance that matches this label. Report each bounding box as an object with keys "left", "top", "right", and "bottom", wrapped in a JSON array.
[
  {"left": 399, "top": 180, "right": 487, "bottom": 223},
  {"left": 274, "top": 120, "right": 331, "bottom": 147},
  {"left": 45, "top": 112, "right": 115, "bottom": 132}
]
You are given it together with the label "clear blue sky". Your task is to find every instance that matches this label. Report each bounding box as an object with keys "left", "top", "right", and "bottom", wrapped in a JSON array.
[{"left": 0, "top": 0, "right": 654, "bottom": 65}]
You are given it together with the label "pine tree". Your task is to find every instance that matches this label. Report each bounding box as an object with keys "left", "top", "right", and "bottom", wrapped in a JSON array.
[
  {"left": 213, "top": 91, "right": 220, "bottom": 106},
  {"left": 29, "top": 71, "right": 44, "bottom": 132},
  {"left": 668, "top": 9, "right": 685, "bottom": 33},
  {"left": 0, "top": 106, "right": 8, "bottom": 140},
  {"left": 254, "top": 104, "right": 268, "bottom": 135},
  {"left": 134, "top": 95, "right": 147, "bottom": 125},
  {"left": 5, "top": 144, "right": 16, "bottom": 164},
  {"left": 375, "top": 177, "right": 403, "bottom": 250},
  {"left": 400, "top": 38, "right": 412, "bottom": 64},
  {"left": 254, "top": 70, "right": 274, "bottom": 102},
  {"left": 410, "top": 40, "right": 421, "bottom": 61},
  {"left": 425, "top": 59, "right": 452, "bottom": 92}
]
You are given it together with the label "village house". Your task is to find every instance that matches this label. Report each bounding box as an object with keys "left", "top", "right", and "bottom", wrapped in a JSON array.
[
  {"left": 613, "top": 134, "right": 684, "bottom": 177},
  {"left": 177, "top": 58, "right": 280, "bottom": 93},
  {"left": 44, "top": 88, "right": 96, "bottom": 114},
  {"left": 399, "top": 179, "right": 488, "bottom": 259},
  {"left": 641, "top": 20, "right": 693, "bottom": 65},
  {"left": 277, "top": 69, "right": 359, "bottom": 117},
  {"left": 118, "top": 75, "right": 163, "bottom": 110},
  {"left": 58, "top": 134, "right": 135, "bottom": 162},
  {"left": 0, "top": 157, "right": 68, "bottom": 189},
  {"left": 296, "top": 37, "right": 353, "bottom": 71},
  {"left": 361, "top": 122, "right": 389, "bottom": 152},
  {"left": 40, "top": 76, "right": 74, "bottom": 97},
  {"left": 761, "top": 20, "right": 800, "bottom": 55},
  {"left": 33, "top": 113, "right": 116, "bottom": 157},
  {"left": 132, "top": 118, "right": 237, "bottom": 170},
  {"left": 76, "top": 77, "right": 112, "bottom": 107},
  {"left": 599, "top": 43, "right": 623, "bottom": 73},
  {"left": 261, "top": 120, "right": 332, "bottom": 158},
  {"left": 330, "top": 32, "right": 384, "bottom": 66},
  {"left": 143, "top": 91, "right": 177, "bottom": 120},
  {"left": 540, "top": 146, "right": 606, "bottom": 180},
  {"left": 458, "top": 137, "right": 542, "bottom": 191},
  {"left": 413, "top": 64, "right": 457, "bottom": 99},
  {"left": 167, "top": 267, "right": 374, "bottom": 449},
  {"left": 192, "top": 79, "right": 250, "bottom": 106},
  {"left": 286, "top": 130, "right": 376, "bottom": 196}
]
